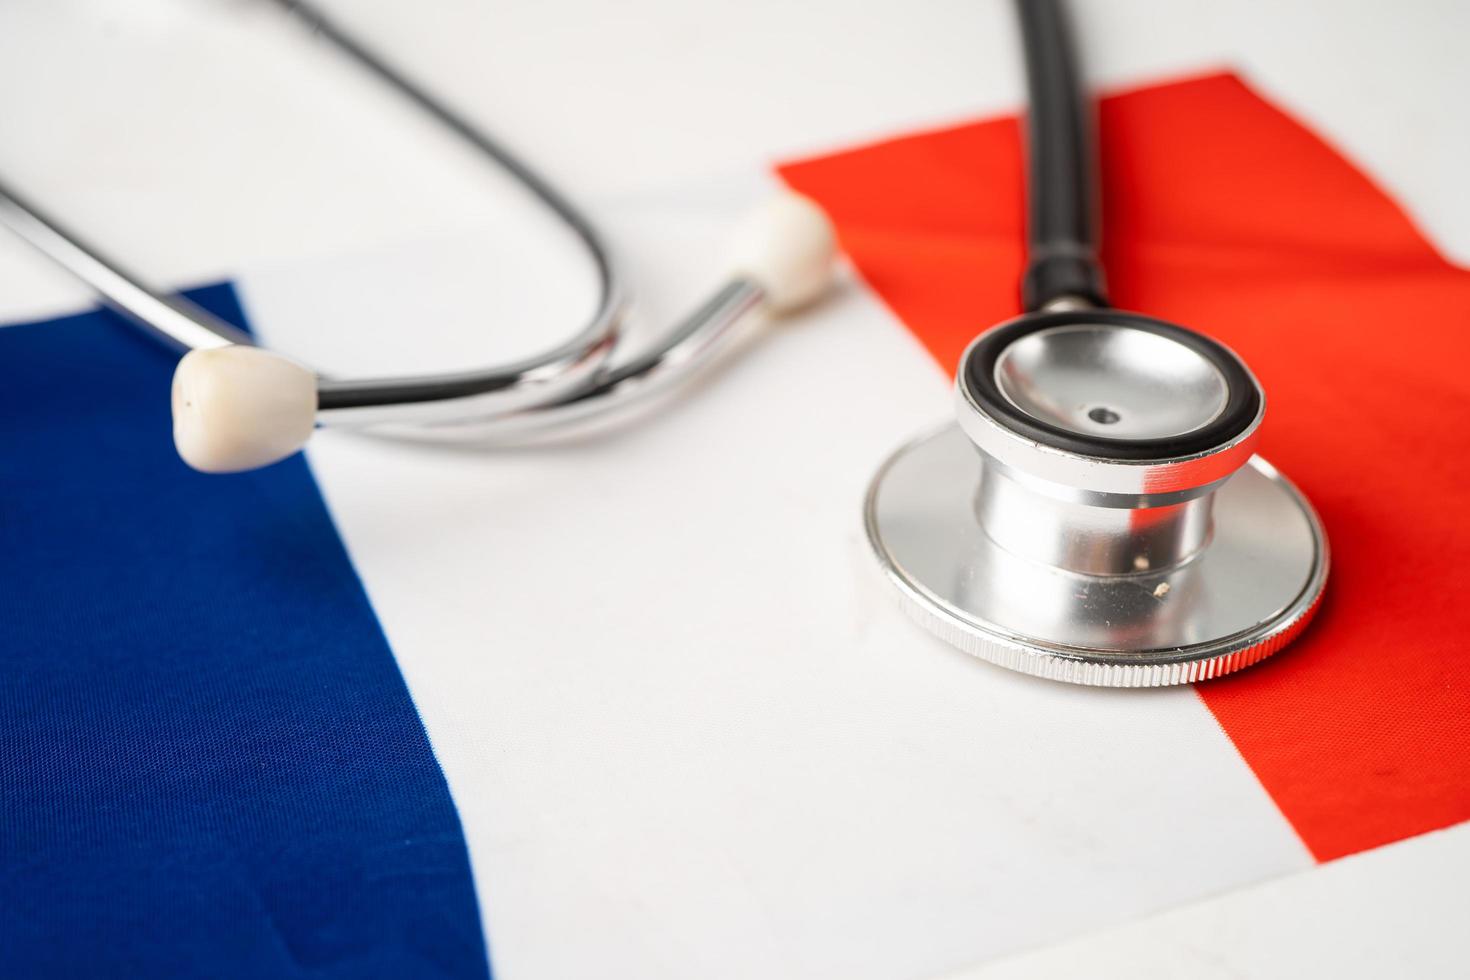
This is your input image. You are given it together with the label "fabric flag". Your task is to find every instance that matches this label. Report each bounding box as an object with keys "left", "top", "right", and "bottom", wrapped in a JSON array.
[{"left": 2, "top": 72, "right": 1466, "bottom": 979}]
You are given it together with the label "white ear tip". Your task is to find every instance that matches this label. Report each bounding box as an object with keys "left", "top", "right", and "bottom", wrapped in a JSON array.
[
  {"left": 171, "top": 346, "right": 318, "bottom": 474},
  {"left": 728, "top": 192, "right": 838, "bottom": 313}
]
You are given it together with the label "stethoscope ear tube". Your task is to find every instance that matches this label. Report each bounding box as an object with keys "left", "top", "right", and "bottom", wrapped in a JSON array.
[
  {"left": 0, "top": 0, "right": 841, "bottom": 473},
  {"left": 1014, "top": 0, "right": 1107, "bottom": 311},
  {"left": 0, "top": 179, "right": 254, "bottom": 352}
]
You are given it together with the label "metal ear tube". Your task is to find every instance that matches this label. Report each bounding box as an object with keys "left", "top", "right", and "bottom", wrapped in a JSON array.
[{"left": 0, "top": 1, "right": 839, "bottom": 474}]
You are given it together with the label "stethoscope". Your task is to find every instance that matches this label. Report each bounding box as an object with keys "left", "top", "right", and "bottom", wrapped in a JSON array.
[{"left": 0, "top": 0, "right": 1326, "bottom": 688}]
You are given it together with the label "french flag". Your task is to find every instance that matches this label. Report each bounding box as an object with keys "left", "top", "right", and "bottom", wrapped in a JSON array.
[{"left": 3, "top": 67, "right": 1468, "bottom": 980}]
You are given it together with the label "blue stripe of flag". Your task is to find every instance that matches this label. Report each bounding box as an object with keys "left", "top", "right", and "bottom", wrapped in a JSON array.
[{"left": 0, "top": 284, "right": 490, "bottom": 979}]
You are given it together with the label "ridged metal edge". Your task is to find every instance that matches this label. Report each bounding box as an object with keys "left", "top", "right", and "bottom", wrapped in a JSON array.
[{"left": 885, "top": 567, "right": 1325, "bottom": 687}]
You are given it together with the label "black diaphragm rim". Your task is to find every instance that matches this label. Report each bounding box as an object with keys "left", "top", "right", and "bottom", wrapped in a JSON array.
[{"left": 960, "top": 309, "right": 1261, "bottom": 461}]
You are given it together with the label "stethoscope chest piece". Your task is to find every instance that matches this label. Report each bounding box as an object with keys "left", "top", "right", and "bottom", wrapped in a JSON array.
[{"left": 866, "top": 310, "right": 1328, "bottom": 687}]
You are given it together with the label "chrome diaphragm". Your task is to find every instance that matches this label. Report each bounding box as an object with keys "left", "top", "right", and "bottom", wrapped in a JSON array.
[{"left": 865, "top": 309, "right": 1328, "bottom": 687}]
